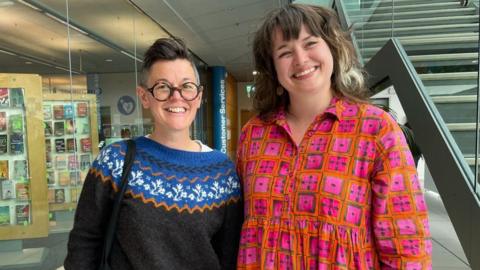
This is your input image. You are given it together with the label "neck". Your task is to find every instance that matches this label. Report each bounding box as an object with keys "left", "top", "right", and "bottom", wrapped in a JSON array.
[
  {"left": 149, "top": 129, "right": 200, "bottom": 152},
  {"left": 287, "top": 88, "right": 333, "bottom": 125}
]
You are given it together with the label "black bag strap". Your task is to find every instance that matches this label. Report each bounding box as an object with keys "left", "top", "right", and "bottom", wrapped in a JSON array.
[{"left": 99, "top": 139, "right": 136, "bottom": 269}]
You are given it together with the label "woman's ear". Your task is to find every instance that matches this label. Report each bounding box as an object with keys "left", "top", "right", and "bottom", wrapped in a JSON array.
[{"left": 136, "top": 86, "right": 150, "bottom": 109}]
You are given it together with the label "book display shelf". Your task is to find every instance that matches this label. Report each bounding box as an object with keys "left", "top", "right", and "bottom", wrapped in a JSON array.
[
  {"left": 0, "top": 74, "right": 48, "bottom": 240},
  {"left": 43, "top": 94, "right": 99, "bottom": 231}
]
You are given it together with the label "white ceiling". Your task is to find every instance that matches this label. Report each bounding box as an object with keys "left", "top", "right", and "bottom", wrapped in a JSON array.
[
  {"left": 0, "top": 0, "right": 288, "bottom": 81},
  {"left": 130, "top": 0, "right": 288, "bottom": 81}
]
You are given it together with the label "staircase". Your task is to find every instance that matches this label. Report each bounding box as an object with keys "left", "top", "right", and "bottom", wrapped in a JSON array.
[
  {"left": 339, "top": 0, "right": 480, "bottom": 268},
  {"left": 345, "top": 0, "right": 479, "bottom": 172}
]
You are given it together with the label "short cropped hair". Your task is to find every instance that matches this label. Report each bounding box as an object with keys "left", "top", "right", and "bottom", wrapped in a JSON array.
[
  {"left": 140, "top": 37, "right": 199, "bottom": 86},
  {"left": 253, "top": 4, "right": 368, "bottom": 118}
]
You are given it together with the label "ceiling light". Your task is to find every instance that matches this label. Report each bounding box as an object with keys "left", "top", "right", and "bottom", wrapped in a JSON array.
[
  {"left": 17, "top": 0, "right": 40, "bottom": 11},
  {"left": 105, "top": 59, "right": 113, "bottom": 62},
  {"left": 44, "top": 12, "right": 88, "bottom": 35},
  {"left": 120, "top": 50, "right": 142, "bottom": 62},
  {"left": 0, "top": 49, "right": 16, "bottom": 56},
  {"left": 252, "top": 70, "right": 258, "bottom": 76},
  {"left": 25, "top": 61, "right": 32, "bottom": 64}
]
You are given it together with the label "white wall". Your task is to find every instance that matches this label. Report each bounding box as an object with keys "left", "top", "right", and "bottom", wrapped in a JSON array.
[{"left": 97, "top": 72, "right": 144, "bottom": 127}]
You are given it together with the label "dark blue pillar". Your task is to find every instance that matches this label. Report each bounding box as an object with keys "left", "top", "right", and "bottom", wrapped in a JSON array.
[{"left": 212, "top": 66, "right": 227, "bottom": 153}]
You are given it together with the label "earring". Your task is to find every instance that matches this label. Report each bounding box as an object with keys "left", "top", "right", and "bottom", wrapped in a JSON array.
[{"left": 276, "top": 86, "right": 284, "bottom": 96}]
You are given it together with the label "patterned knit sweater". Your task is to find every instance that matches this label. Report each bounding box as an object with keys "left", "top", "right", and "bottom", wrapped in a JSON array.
[{"left": 65, "top": 136, "right": 243, "bottom": 270}]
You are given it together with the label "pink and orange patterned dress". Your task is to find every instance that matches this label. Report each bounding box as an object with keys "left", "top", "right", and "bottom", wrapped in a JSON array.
[{"left": 236, "top": 98, "right": 431, "bottom": 269}]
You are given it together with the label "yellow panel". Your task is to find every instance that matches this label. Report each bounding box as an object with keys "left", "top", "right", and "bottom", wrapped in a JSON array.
[{"left": 0, "top": 74, "right": 48, "bottom": 240}]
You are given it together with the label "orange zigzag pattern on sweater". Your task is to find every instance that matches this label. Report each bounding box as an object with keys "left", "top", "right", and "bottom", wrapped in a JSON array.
[{"left": 89, "top": 168, "right": 240, "bottom": 213}]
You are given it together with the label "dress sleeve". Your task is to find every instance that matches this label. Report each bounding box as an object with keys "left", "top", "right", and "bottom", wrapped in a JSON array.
[
  {"left": 371, "top": 115, "right": 432, "bottom": 269},
  {"left": 64, "top": 143, "right": 125, "bottom": 269},
  {"left": 212, "top": 170, "right": 243, "bottom": 270}
]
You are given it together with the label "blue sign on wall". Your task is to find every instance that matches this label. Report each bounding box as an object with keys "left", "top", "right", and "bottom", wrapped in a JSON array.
[
  {"left": 117, "top": 95, "right": 136, "bottom": 115},
  {"left": 212, "top": 66, "right": 227, "bottom": 153}
]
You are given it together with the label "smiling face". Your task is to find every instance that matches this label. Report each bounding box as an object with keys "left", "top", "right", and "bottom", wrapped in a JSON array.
[
  {"left": 137, "top": 59, "right": 202, "bottom": 134},
  {"left": 272, "top": 24, "right": 334, "bottom": 98}
]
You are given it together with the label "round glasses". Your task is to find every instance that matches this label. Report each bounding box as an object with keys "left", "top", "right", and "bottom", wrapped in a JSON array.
[{"left": 146, "top": 82, "right": 203, "bottom": 102}]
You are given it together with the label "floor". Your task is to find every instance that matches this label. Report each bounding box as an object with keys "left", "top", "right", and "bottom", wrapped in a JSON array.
[{"left": 426, "top": 190, "right": 471, "bottom": 270}]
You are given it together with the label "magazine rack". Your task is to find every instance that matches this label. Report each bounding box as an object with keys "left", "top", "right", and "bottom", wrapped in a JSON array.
[
  {"left": 43, "top": 93, "right": 99, "bottom": 230},
  {"left": 0, "top": 74, "right": 48, "bottom": 240}
]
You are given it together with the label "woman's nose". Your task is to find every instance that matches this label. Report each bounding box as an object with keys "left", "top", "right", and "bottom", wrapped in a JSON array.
[{"left": 293, "top": 49, "right": 308, "bottom": 65}]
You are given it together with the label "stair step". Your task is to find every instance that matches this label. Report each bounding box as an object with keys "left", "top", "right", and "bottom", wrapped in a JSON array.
[
  {"left": 465, "top": 156, "right": 479, "bottom": 166},
  {"left": 348, "top": 2, "right": 462, "bottom": 16},
  {"left": 355, "top": 23, "right": 478, "bottom": 38},
  {"left": 409, "top": 53, "right": 478, "bottom": 67},
  {"left": 449, "top": 126, "right": 477, "bottom": 155},
  {"left": 349, "top": 8, "right": 476, "bottom": 22},
  {"left": 434, "top": 96, "right": 477, "bottom": 123},
  {"left": 355, "top": 15, "right": 479, "bottom": 30},
  {"left": 364, "top": 52, "right": 478, "bottom": 66},
  {"left": 447, "top": 123, "right": 476, "bottom": 131},
  {"left": 419, "top": 72, "right": 477, "bottom": 81},
  {"left": 431, "top": 95, "right": 477, "bottom": 103},
  {"left": 360, "top": 34, "right": 478, "bottom": 56}
]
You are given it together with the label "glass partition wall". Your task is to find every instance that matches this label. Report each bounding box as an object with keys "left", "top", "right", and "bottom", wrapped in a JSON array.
[
  {"left": 0, "top": 0, "right": 208, "bottom": 269},
  {"left": 339, "top": 0, "right": 480, "bottom": 198}
]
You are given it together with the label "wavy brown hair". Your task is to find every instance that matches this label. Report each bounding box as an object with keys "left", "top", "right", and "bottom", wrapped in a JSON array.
[{"left": 253, "top": 4, "right": 368, "bottom": 118}]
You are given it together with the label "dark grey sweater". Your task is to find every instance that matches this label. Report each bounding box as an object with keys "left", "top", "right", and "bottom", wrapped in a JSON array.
[{"left": 65, "top": 137, "right": 243, "bottom": 269}]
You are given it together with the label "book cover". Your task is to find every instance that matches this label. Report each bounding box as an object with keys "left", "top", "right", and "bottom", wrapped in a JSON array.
[
  {"left": 70, "top": 187, "right": 80, "bottom": 203},
  {"left": 45, "top": 139, "right": 51, "bottom": 153},
  {"left": 0, "top": 160, "right": 8, "bottom": 179},
  {"left": 82, "top": 123, "right": 90, "bottom": 134},
  {"left": 58, "top": 171, "right": 69, "bottom": 186},
  {"left": 44, "top": 121, "right": 52, "bottom": 137},
  {"left": 69, "top": 171, "right": 81, "bottom": 186},
  {"left": 43, "top": 105, "right": 52, "bottom": 120},
  {"left": 9, "top": 88, "right": 24, "bottom": 108},
  {"left": 46, "top": 153, "right": 52, "bottom": 169},
  {"left": 9, "top": 114, "right": 23, "bottom": 133},
  {"left": 54, "top": 121, "right": 64, "bottom": 136},
  {"left": 55, "top": 188, "right": 65, "bottom": 203},
  {"left": 80, "top": 154, "right": 91, "bottom": 170},
  {"left": 1, "top": 180, "right": 14, "bottom": 199},
  {"left": 15, "top": 204, "right": 29, "bottom": 225},
  {"left": 13, "top": 160, "right": 27, "bottom": 181},
  {"left": 0, "top": 206, "right": 10, "bottom": 225},
  {"left": 77, "top": 102, "right": 88, "bottom": 117},
  {"left": 65, "top": 119, "right": 74, "bottom": 134},
  {"left": 15, "top": 183, "right": 29, "bottom": 201},
  {"left": 66, "top": 138, "right": 76, "bottom": 152},
  {"left": 48, "top": 189, "right": 55, "bottom": 203},
  {"left": 0, "top": 88, "right": 9, "bottom": 107},
  {"left": 53, "top": 105, "right": 64, "bottom": 120},
  {"left": 64, "top": 104, "right": 74, "bottom": 119},
  {"left": 80, "top": 138, "right": 91, "bottom": 152},
  {"left": 0, "top": 111, "right": 6, "bottom": 132},
  {"left": 47, "top": 170, "right": 55, "bottom": 185},
  {"left": 55, "top": 138, "right": 65, "bottom": 153},
  {"left": 10, "top": 133, "right": 24, "bottom": 154},
  {"left": 0, "top": 134, "right": 7, "bottom": 154},
  {"left": 55, "top": 155, "right": 66, "bottom": 170},
  {"left": 68, "top": 155, "right": 79, "bottom": 170}
]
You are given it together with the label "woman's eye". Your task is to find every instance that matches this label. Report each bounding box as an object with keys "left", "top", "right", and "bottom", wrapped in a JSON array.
[
  {"left": 278, "top": 51, "right": 291, "bottom": 58},
  {"left": 156, "top": 84, "right": 170, "bottom": 91},
  {"left": 306, "top": 41, "right": 317, "bottom": 48}
]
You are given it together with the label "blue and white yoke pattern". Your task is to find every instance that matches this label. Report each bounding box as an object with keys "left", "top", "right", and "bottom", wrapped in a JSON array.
[{"left": 92, "top": 136, "right": 241, "bottom": 212}]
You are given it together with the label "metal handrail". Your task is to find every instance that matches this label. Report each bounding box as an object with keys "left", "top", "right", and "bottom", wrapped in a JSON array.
[{"left": 365, "top": 38, "right": 480, "bottom": 269}]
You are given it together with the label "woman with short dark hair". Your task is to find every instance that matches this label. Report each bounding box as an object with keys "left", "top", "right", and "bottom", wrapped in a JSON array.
[{"left": 65, "top": 38, "right": 242, "bottom": 270}]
